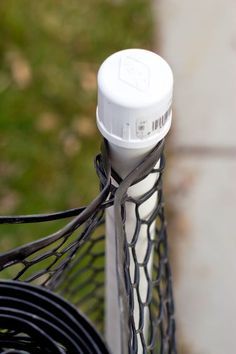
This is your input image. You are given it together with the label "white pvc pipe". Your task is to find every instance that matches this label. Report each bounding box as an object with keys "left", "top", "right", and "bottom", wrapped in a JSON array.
[{"left": 96, "top": 49, "right": 173, "bottom": 354}]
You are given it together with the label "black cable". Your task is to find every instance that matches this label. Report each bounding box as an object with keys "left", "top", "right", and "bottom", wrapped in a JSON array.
[{"left": 0, "top": 280, "right": 109, "bottom": 354}]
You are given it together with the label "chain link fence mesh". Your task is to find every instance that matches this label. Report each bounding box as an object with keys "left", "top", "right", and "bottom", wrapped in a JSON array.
[{"left": 0, "top": 139, "right": 177, "bottom": 353}]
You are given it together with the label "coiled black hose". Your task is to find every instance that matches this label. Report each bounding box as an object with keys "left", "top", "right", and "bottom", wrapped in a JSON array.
[{"left": 0, "top": 280, "right": 109, "bottom": 354}]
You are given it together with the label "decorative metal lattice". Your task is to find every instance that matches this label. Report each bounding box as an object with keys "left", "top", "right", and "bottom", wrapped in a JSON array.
[{"left": 0, "top": 139, "right": 177, "bottom": 353}]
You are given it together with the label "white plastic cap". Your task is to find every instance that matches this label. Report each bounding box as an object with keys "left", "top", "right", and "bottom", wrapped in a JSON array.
[{"left": 96, "top": 49, "right": 173, "bottom": 149}]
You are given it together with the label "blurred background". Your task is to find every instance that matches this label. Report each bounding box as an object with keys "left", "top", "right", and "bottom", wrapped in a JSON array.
[
  {"left": 0, "top": 0, "right": 153, "bottom": 242},
  {"left": 1, "top": 1, "right": 236, "bottom": 353},
  {"left": 156, "top": 1, "right": 236, "bottom": 354}
]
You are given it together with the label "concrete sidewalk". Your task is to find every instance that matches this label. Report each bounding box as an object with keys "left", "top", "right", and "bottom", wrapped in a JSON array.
[{"left": 152, "top": 1, "right": 236, "bottom": 353}]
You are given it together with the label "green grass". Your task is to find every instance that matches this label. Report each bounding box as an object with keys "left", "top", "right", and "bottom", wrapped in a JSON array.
[{"left": 0, "top": 0, "right": 153, "bottom": 247}]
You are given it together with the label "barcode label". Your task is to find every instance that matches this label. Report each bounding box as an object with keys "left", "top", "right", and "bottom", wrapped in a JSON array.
[
  {"left": 151, "top": 107, "right": 171, "bottom": 132},
  {"left": 136, "top": 107, "right": 171, "bottom": 138}
]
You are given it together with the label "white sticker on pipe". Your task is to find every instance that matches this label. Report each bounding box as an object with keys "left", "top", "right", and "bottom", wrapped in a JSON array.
[{"left": 136, "top": 107, "right": 171, "bottom": 139}]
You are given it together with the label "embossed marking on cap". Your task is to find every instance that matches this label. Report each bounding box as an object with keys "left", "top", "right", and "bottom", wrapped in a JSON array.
[{"left": 119, "top": 56, "right": 150, "bottom": 92}]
